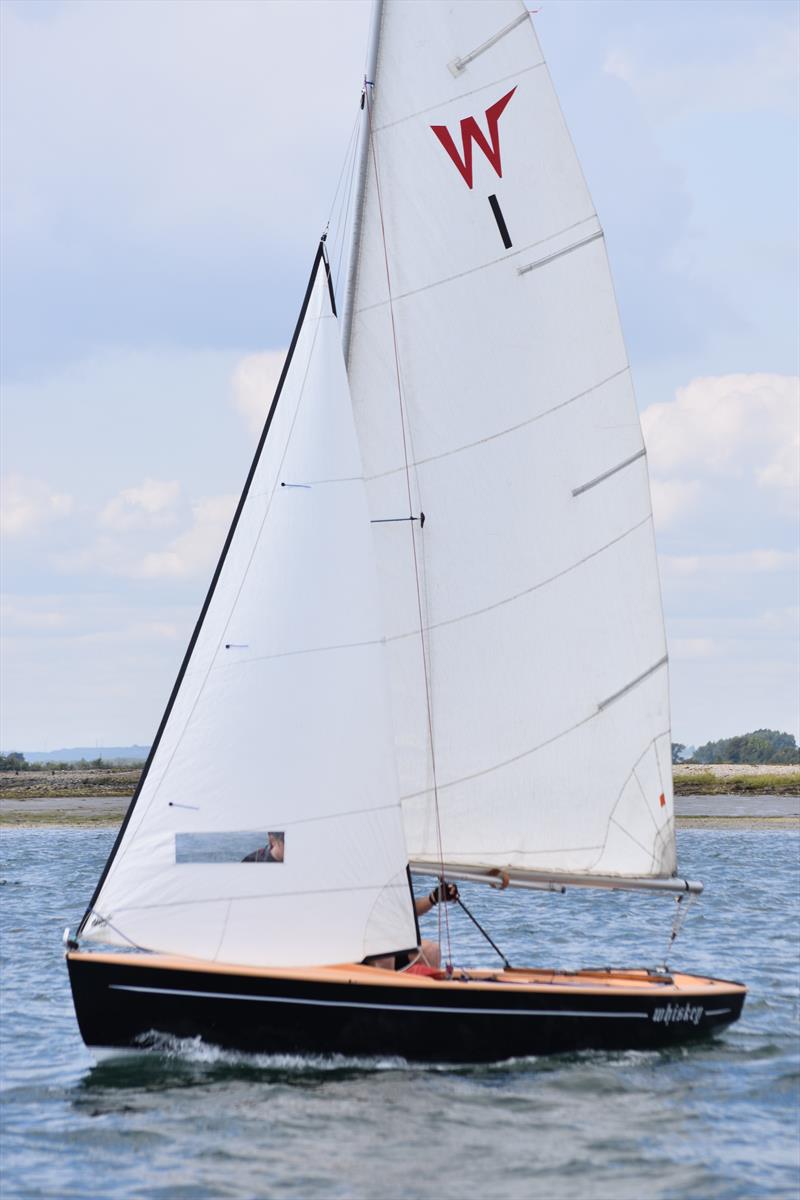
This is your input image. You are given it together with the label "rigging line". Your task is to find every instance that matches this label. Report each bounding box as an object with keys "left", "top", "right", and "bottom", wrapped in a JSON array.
[
  {"left": 455, "top": 896, "right": 512, "bottom": 969},
  {"left": 334, "top": 113, "right": 361, "bottom": 301},
  {"left": 83, "top": 911, "right": 148, "bottom": 952},
  {"left": 108, "top": 275, "right": 327, "bottom": 876},
  {"left": 661, "top": 892, "right": 696, "bottom": 969},
  {"left": 325, "top": 108, "right": 360, "bottom": 237},
  {"left": 365, "top": 86, "right": 452, "bottom": 969}
]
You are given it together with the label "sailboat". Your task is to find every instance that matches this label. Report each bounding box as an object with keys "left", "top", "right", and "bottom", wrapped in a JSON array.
[{"left": 66, "top": 0, "right": 745, "bottom": 1062}]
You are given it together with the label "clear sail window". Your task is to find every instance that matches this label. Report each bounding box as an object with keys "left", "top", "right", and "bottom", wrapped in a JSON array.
[{"left": 175, "top": 831, "right": 285, "bottom": 864}]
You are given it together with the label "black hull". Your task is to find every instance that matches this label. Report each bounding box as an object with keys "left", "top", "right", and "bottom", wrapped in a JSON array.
[{"left": 67, "top": 954, "right": 746, "bottom": 1063}]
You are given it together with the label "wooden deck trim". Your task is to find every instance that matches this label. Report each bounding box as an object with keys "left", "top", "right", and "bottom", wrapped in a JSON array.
[{"left": 66, "top": 952, "right": 746, "bottom": 998}]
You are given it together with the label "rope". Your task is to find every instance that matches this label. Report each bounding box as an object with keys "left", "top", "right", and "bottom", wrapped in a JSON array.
[
  {"left": 661, "top": 892, "right": 697, "bottom": 969},
  {"left": 364, "top": 84, "right": 452, "bottom": 970},
  {"left": 324, "top": 109, "right": 360, "bottom": 300},
  {"left": 456, "top": 896, "right": 512, "bottom": 970}
]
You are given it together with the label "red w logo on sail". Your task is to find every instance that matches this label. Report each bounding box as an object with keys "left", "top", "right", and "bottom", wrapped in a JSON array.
[{"left": 431, "top": 87, "right": 516, "bottom": 189}]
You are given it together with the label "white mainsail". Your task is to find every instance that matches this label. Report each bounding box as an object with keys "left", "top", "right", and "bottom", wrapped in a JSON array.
[
  {"left": 80, "top": 250, "right": 418, "bottom": 965},
  {"left": 346, "top": 0, "right": 675, "bottom": 881}
]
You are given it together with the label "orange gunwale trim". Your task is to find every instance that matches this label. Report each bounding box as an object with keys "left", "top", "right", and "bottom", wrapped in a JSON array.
[{"left": 67, "top": 952, "right": 746, "bottom": 998}]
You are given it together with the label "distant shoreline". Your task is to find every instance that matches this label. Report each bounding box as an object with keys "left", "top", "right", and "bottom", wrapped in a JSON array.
[
  {"left": 1, "top": 762, "right": 799, "bottom": 801},
  {"left": 1, "top": 788, "right": 797, "bottom": 830}
]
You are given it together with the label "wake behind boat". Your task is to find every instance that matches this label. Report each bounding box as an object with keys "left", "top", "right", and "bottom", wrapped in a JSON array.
[{"left": 66, "top": 0, "right": 745, "bottom": 1061}]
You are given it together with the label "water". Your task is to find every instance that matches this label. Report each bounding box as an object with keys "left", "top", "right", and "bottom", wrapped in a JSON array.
[{"left": 1, "top": 823, "right": 798, "bottom": 1199}]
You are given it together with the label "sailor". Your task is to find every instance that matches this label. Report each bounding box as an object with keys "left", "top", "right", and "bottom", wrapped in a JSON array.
[
  {"left": 365, "top": 881, "right": 459, "bottom": 972},
  {"left": 241, "top": 831, "right": 285, "bottom": 863}
]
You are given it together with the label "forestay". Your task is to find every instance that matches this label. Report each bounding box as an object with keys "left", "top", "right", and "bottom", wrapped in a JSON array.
[
  {"left": 346, "top": 0, "right": 675, "bottom": 881},
  {"left": 80, "top": 249, "right": 418, "bottom": 965}
]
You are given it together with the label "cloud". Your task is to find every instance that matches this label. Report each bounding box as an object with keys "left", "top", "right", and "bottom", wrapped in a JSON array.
[
  {"left": 661, "top": 550, "right": 797, "bottom": 577},
  {"left": 136, "top": 494, "right": 237, "bottom": 580},
  {"left": 1, "top": 0, "right": 370, "bottom": 374},
  {"left": 230, "top": 352, "right": 286, "bottom": 437},
  {"left": 670, "top": 637, "right": 716, "bottom": 660},
  {"left": 0, "top": 594, "right": 67, "bottom": 632},
  {"left": 0, "top": 474, "right": 73, "bottom": 537},
  {"left": 0, "top": 590, "right": 199, "bottom": 748},
  {"left": 643, "top": 374, "right": 798, "bottom": 480},
  {"left": 649, "top": 479, "right": 702, "bottom": 530},
  {"left": 99, "top": 478, "right": 181, "bottom": 531},
  {"left": 52, "top": 490, "right": 236, "bottom": 581},
  {"left": 642, "top": 373, "right": 799, "bottom": 526},
  {"left": 603, "top": 19, "right": 799, "bottom": 119}
]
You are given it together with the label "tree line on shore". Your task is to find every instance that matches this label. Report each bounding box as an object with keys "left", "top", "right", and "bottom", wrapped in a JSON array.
[
  {"left": 672, "top": 729, "right": 799, "bottom": 766},
  {"left": 0, "top": 753, "right": 141, "bottom": 772},
  {"left": 3, "top": 728, "right": 799, "bottom": 773}
]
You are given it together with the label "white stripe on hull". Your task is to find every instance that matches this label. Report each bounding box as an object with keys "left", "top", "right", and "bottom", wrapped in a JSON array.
[{"left": 110, "top": 983, "right": 655, "bottom": 1019}]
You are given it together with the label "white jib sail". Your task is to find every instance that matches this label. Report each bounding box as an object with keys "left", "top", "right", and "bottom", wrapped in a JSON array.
[
  {"left": 346, "top": 1, "right": 675, "bottom": 880},
  {"left": 82, "top": 250, "right": 418, "bottom": 965}
]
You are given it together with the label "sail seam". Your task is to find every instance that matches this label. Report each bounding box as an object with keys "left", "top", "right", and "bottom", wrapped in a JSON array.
[
  {"left": 584, "top": 732, "right": 671, "bottom": 873},
  {"left": 94, "top": 880, "right": 414, "bottom": 915},
  {"left": 607, "top": 816, "right": 661, "bottom": 868},
  {"left": 365, "top": 365, "right": 628, "bottom": 483},
  {"left": 388, "top": 513, "right": 651, "bottom": 643},
  {"left": 400, "top": 711, "right": 597, "bottom": 801},
  {"left": 213, "top": 516, "right": 652, "bottom": 669},
  {"left": 354, "top": 214, "right": 599, "bottom": 316},
  {"left": 598, "top": 656, "right": 668, "bottom": 711},
  {"left": 632, "top": 764, "right": 674, "bottom": 874},
  {"left": 188, "top": 801, "right": 400, "bottom": 830},
  {"left": 572, "top": 447, "right": 647, "bottom": 497},
  {"left": 216, "top": 636, "right": 386, "bottom": 669},
  {"left": 633, "top": 766, "right": 665, "bottom": 874},
  {"left": 370, "top": 60, "right": 545, "bottom": 135},
  {"left": 400, "top": 696, "right": 668, "bottom": 805}
]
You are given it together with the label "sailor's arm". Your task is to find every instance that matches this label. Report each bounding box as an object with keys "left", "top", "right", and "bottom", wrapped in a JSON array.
[{"left": 414, "top": 882, "right": 459, "bottom": 917}]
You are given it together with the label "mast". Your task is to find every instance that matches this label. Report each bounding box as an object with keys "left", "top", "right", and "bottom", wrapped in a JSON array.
[{"left": 340, "top": 0, "right": 384, "bottom": 367}]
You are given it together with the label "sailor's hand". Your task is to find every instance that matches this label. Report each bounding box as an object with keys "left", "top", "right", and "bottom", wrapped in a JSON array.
[{"left": 428, "top": 882, "right": 459, "bottom": 906}]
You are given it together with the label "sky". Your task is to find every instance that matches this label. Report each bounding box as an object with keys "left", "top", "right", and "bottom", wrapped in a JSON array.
[{"left": 1, "top": 0, "right": 798, "bottom": 752}]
